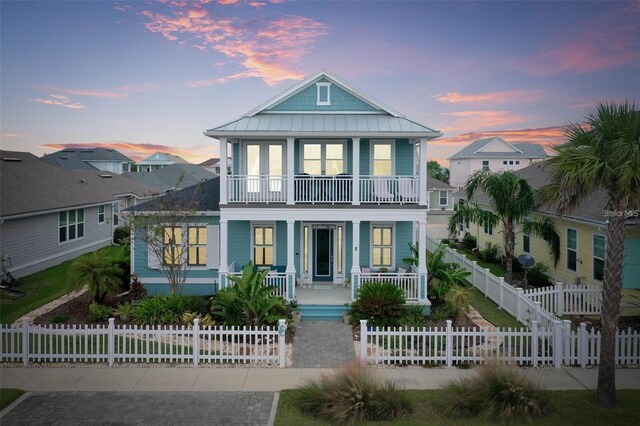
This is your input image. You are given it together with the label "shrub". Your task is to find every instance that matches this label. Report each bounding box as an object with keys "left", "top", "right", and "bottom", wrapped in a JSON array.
[
  {"left": 113, "top": 226, "right": 130, "bottom": 245},
  {"left": 348, "top": 281, "right": 405, "bottom": 327},
  {"left": 295, "top": 364, "right": 412, "bottom": 425},
  {"left": 133, "top": 294, "right": 206, "bottom": 325},
  {"left": 441, "top": 238, "right": 450, "bottom": 245},
  {"left": 182, "top": 311, "right": 216, "bottom": 328},
  {"left": 463, "top": 233, "right": 477, "bottom": 250},
  {"left": 479, "top": 242, "right": 502, "bottom": 264},
  {"left": 441, "top": 361, "right": 550, "bottom": 423},
  {"left": 51, "top": 315, "right": 69, "bottom": 323},
  {"left": 446, "top": 285, "right": 473, "bottom": 326},
  {"left": 526, "top": 263, "right": 551, "bottom": 287},
  {"left": 68, "top": 253, "right": 123, "bottom": 303},
  {"left": 128, "top": 274, "right": 147, "bottom": 300},
  {"left": 114, "top": 301, "right": 136, "bottom": 321},
  {"left": 400, "top": 305, "right": 425, "bottom": 328},
  {"left": 88, "top": 302, "right": 112, "bottom": 322},
  {"left": 430, "top": 300, "right": 456, "bottom": 321}
]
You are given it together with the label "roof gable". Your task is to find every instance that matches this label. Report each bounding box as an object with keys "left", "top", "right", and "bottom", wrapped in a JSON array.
[
  {"left": 475, "top": 137, "right": 521, "bottom": 154},
  {"left": 243, "top": 69, "right": 403, "bottom": 117}
]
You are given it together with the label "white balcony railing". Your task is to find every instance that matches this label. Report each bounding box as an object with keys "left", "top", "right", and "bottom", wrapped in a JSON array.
[
  {"left": 227, "top": 271, "right": 287, "bottom": 299},
  {"left": 226, "top": 175, "right": 420, "bottom": 205}
]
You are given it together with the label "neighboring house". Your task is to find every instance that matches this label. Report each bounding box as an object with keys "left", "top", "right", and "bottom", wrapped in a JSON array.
[
  {"left": 427, "top": 176, "right": 456, "bottom": 239},
  {"left": 0, "top": 151, "right": 157, "bottom": 277},
  {"left": 42, "top": 147, "right": 134, "bottom": 174},
  {"left": 126, "top": 163, "right": 217, "bottom": 193},
  {"left": 199, "top": 157, "right": 232, "bottom": 175},
  {"left": 131, "top": 69, "right": 442, "bottom": 309},
  {"left": 454, "top": 162, "right": 640, "bottom": 289},
  {"left": 136, "top": 152, "right": 189, "bottom": 172},
  {"left": 448, "top": 137, "right": 548, "bottom": 190}
]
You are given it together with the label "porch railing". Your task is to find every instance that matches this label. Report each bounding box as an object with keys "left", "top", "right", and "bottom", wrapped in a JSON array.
[
  {"left": 225, "top": 175, "right": 420, "bottom": 205},
  {"left": 227, "top": 271, "right": 287, "bottom": 299},
  {"left": 360, "top": 272, "right": 419, "bottom": 301}
]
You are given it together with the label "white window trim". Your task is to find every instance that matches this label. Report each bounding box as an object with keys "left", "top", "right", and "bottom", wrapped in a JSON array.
[
  {"left": 187, "top": 226, "right": 208, "bottom": 267},
  {"left": 251, "top": 222, "right": 277, "bottom": 267},
  {"left": 149, "top": 223, "right": 218, "bottom": 270},
  {"left": 299, "top": 139, "right": 346, "bottom": 175},
  {"left": 316, "top": 82, "right": 331, "bottom": 106},
  {"left": 58, "top": 208, "right": 85, "bottom": 245},
  {"left": 240, "top": 141, "right": 286, "bottom": 176},
  {"left": 98, "top": 205, "right": 105, "bottom": 224},
  {"left": 482, "top": 160, "right": 490, "bottom": 171},
  {"left": 592, "top": 233, "right": 606, "bottom": 282},
  {"left": 484, "top": 221, "right": 493, "bottom": 236},
  {"left": 370, "top": 222, "right": 395, "bottom": 269},
  {"left": 567, "top": 227, "right": 578, "bottom": 273},
  {"left": 370, "top": 140, "right": 395, "bottom": 176},
  {"left": 439, "top": 190, "right": 448, "bottom": 206}
]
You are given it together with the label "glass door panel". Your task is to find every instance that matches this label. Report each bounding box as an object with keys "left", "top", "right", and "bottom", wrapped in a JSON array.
[{"left": 313, "top": 228, "right": 333, "bottom": 281}]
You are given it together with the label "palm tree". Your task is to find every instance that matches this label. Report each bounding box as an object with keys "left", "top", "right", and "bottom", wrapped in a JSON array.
[
  {"left": 448, "top": 171, "right": 560, "bottom": 280},
  {"left": 446, "top": 285, "right": 473, "bottom": 326},
  {"left": 68, "top": 252, "right": 123, "bottom": 303},
  {"left": 538, "top": 101, "right": 640, "bottom": 408}
]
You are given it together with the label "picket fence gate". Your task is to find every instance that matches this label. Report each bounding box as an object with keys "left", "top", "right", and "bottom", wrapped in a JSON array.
[
  {"left": 359, "top": 320, "right": 640, "bottom": 367},
  {"left": 0, "top": 318, "right": 287, "bottom": 368}
]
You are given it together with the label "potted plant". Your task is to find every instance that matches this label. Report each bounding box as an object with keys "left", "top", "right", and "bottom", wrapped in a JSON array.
[
  {"left": 289, "top": 299, "right": 302, "bottom": 323},
  {"left": 342, "top": 303, "right": 352, "bottom": 324}
]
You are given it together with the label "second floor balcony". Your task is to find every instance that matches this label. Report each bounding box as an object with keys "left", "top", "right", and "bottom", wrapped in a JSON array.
[{"left": 226, "top": 174, "right": 424, "bottom": 205}]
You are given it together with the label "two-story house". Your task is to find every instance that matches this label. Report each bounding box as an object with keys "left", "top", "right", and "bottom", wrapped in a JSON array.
[
  {"left": 42, "top": 147, "right": 134, "bottom": 174},
  {"left": 448, "top": 137, "right": 548, "bottom": 190},
  {"left": 131, "top": 69, "right": 442, "bottom": 313},
  {"left": 136, "top": 152, "right": 189, "bottom": 172}
]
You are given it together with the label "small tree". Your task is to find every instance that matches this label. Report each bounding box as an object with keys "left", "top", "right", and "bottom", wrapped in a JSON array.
[
  {"left": 68, "top": 252, "right": 123, "bottom": 304},
  {"left": 428, "top": 160, "right": 450, "bottom": 183},
  {"left": 446, "top": 285, "right": 473, "bottom": 326}
]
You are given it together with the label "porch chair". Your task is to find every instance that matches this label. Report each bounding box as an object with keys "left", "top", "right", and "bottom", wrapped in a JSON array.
[
  {"left": 396, "top": 180, "right": 417, "bottom": 203},
  {"left": 373, "top": 179, "right": 394, "bottom": 203}
]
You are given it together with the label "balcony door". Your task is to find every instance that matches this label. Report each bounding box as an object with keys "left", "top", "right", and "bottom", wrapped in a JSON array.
[
  {"left": 244, "top": 142, "right": 284, "bottom": 197},
  {"left": 313, "top": 227, "right": 334, "bottom": 282}
]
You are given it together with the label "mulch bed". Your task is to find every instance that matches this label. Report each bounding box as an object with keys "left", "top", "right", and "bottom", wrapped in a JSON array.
[{"left": 571, "top": 315, "right": 640, "bottom": 333}]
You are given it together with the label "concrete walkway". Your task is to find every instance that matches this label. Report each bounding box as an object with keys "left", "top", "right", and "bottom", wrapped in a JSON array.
[{"left": 292, "top": 320, "right": 355, "bottom": 367}]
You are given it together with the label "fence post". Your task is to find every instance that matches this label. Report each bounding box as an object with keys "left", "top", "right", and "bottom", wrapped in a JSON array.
[
  {"left": 516, "top": 288, "right": 524, "bottom": 323},
  {"left": 193, "top": 318, "right": 200, "bottom": 367},
  {"left": 21, "top": 317, "right": 29, "bottom": 367},
  {"left": 531, "top": 320, "right": 539, "bottom": 367},
  {"left": 278, "top": 319, "right": 286, "bottom": 368},
  {"left": 533, "top": 301, "right": 542, "bottom": 325},
  {"left": 108, "top": 318, "right": 115, "bottom": 367},
  {"left": 579, "top": 322, "right": 587, "bottom": 368},
  {"left": 563, "top": 320, "right": 572, "bottom": 365},
  {"left": 498, "top": 277, "right": 505, "bottom": 309},
  {"left": 360, "top": 320, "right": 368, "bottom": 366},
  {"left": 446, "top": 320, "right": 453, "bottom": 368},
  {"left": 553, "top": 320, "right": 563, "bottom": 368},
  {"left": 472, "top": 261, "right": 477, "bottom": 286},
  {"left": 484, "top": 268, "right": 490, "bottom": 296},
  {"left": 556, "top": 282, "right": 564, "bottom": 316}
]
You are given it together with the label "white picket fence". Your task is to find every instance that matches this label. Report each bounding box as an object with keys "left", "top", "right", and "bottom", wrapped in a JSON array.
[
  {"left": 1, "top": 318, "right": 287, "bottom": 367},
  {"left": 359, "top": 319, "right": 640, "bottom": 367}
]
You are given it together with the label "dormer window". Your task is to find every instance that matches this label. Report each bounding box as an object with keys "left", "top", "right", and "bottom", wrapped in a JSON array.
[{"left": 316, "top": 82, "right": 331, "bottom": 106}]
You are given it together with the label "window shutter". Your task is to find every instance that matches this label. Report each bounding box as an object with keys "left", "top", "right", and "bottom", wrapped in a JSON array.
[
  {"left": 207, "top": 225, "right": 220, "bottom": 269},
  {"left": 147, "top": 228, "right": 162, "bottom": 269}
]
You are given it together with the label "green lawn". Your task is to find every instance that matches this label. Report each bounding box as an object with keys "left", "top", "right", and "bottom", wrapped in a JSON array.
[
  {"left": 275, "top": 389, "right": 640, "bottom": 426},
  {"left": 0, "top": 245, "right": 126, "bottom": 324},
  {"left": 467, "top": 287, "right": 522, "bottom": 329},
  {"left": 0, "top": 388, "right": 25, "bottom": 410},
  {"left": 450, "top": 245, "right": 508, "bottom": 278}
]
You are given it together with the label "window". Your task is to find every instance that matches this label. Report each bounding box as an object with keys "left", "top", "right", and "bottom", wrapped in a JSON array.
[
  {"left": 188, "top": 227, "right": 207, "bottom": 266},
  {"left": 302, "top": 142, "right": 344, "bottom": 175},
  {"left": 593, "top": 235, "right": 606, "bottom": 281},
  {"left": 59, "top": 209, "right": 84, "bottom": 243},
  {"left": 98, "top": 205, "right": 105, "bottom": 223},
  {"left": 372, "top": 142, "right": 393, "bottom": 176},
  {"left": 163, "top": 226, "right": 183, "bottom": 266},
  {"left": 503, "top": 160, "right": 508, "bottom": 165},
  {"left": 316, "top": 82, "right": 331, "bottom": 105},
  {"left": 509, "top": 160, "right": 514, "bottom": 165},
  {"left": 253, "top": 225, "right": 274, "bottom": 266},
  {"left": 567, "top": 228, "right": 577, "bottom": 272},
  {"left": 482, "top": 160, "right": 489, "bottom": 171},
  {"left": 515, "top": 160, "right": 520, "bottom": 165},
  {"left": 439, "top": 190, "right": 448, "bottom": 206},
  {"left": 372, "top": 225, "right": 393, "bottom": 268},
  {"left": 337, "top": 225, "right": 343, "bottom": 275},
  {"left": 484, "top": 222, "right": 493, "bottom": 236},
  {"left": 303, "top": 225, "right": 309, "bottom": 273},
  {"left": 523, "top": 229, "right": 530, "bottom": 253}
]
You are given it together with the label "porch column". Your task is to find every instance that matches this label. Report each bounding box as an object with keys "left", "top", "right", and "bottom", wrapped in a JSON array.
[
  {"left": 418, "top": 138, "right": 428, "bottom": 206},
  {"left": 286, "top": 137, "right": 295, "bottom": 205},
  {"left": 418, "top": 219, "right": 428, "bottom": 302},
  {"left": 219, "top": 138, "right": 227, "bottom": 205},
  {"left": 352, "top": 138, "right": 360, "bottom": 205},
  {"left": 351, "top": 220, "right": 361, "bottom": 301},
  {"left": 286, "top": 219, "right": 296, "bottom": 300},
  {"left": 219, "top": 218, "right": 229, "bottom": 289}
]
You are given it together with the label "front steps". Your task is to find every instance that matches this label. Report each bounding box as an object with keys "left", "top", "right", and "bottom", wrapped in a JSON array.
[{"left": 298, "top": 304, "right": 347, "bottom": 321}]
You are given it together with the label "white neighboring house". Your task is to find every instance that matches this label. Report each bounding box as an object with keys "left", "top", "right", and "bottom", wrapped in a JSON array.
[
  {"left": 448, "top": 137, "right": 548, "bottom": 190},
  {"left": 136, "top": 152, "right": 189, "bottom": 172},
  {"left": 0, "top": 151, "right": 158, "bottom": 277},
  {"left": 426, "top": 176, "right": 456, "bottom": 240},
  {"left": 42, "top": 147, "right": 134, "bottom": 174}
]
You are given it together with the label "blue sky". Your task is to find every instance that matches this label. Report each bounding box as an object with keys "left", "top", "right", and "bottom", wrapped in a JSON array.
[{"left": 1, "top": 0, "right": 638, "bottom": 164}]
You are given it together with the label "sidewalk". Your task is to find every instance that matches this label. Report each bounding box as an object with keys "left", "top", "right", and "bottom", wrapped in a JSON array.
[{"left": 2, "top": 366, "right": 640, "bottom": 392}]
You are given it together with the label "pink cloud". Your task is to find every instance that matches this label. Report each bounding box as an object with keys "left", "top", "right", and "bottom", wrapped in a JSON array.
[
  {"left": 439, "top": 110, "right": 530, "bottom": 132},
  {"left": 135, "top": 3, "right": 327, "bottom": 86},
  {"left": 36, "top": 83, "right": 160, "bottom": 99},
  {"left": 30, "top": 95, "right": 86, "bottom": 109},
  {"left": 435, "top": 89, "right": 543, "bottom": 104},
  {"left": 515, "top": 3, "right": 640, "bottom": 75},
  {"left": 431, "top": 126, "right": 569, "bottom": 152}
]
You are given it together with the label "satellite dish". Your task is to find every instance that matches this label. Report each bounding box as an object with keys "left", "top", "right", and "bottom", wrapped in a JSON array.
[{"left": 517, "top": 254, "right": 535, "bottom": 268}]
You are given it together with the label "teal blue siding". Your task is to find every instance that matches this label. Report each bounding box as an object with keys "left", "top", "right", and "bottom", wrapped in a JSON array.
[
  {"left": 276, "top": 221, "right": 287, "bottom": 266},
  {"left": 145, "top": 283, "right": 217, "bottom": 296},
  {"left": 345, "top": 222, "right": 353, "bottom": 272},
  {"left": 360, "top": 139, "right": 370, "bottom": 175},
  {"left": 228, "top": 221, "right": 251, "bottom": 267},
  {"left": 623, "top": 238, "right": 640, "bottom": 289},
  {"left": 269, "top": 79, "right": 378, "bottom": 112},
  {"left": 360, "top": 221, "right": 370, "bottom": 266},
  {"left": 395, "top": 140, "right": 413, "bottom": 175},
  {"left": 294, "top": 139, "right": 301, "bottom": 174},
  {"left": 396, "top": 222, "right": 413, "bottom": 266},
  {"left": 233, "top": 143, "right": 240, "bottom": 174}
]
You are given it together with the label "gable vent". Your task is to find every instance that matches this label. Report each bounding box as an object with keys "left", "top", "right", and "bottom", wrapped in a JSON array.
[
  {"left": 99, "top": 174, "right": 113, "bottom": 178},
  {"left": 1, "top": 157, "right": 22, "bottom": 162}
]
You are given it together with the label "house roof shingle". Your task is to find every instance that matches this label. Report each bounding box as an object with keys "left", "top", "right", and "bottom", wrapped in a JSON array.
[
  {"left": 448, "top": 137, "right": 548, "bottom": 160},
  {"left": 128, "top": 177, "right": 220, "bottom": 213},
  {"left": 125, "top": 164, "right": 217, "bottom": 191},
  {"left": 41, "top": 147, "right": 133, "bottom": 171}
]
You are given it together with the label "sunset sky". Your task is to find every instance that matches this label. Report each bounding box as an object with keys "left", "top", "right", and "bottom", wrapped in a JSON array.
[{"left": 1, "top": 1, "right": 638, "bottom": 166}]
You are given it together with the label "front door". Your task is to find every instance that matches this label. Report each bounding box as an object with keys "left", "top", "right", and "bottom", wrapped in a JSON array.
[{"left": 313, "top": 228, "right": 333, "bottom": 281}]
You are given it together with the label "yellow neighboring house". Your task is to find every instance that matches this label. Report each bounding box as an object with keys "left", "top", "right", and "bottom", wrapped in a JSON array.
[{"left": 454, "top": 162, "right": 640, "bottom": 290}]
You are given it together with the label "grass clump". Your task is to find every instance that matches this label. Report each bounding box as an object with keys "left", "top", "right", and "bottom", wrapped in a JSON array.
[
  {"left": 440, "top": 361, "right": 549, "bottom": 423},
  {"left": 295, "top": 364, "right": 412, "bottom": 425},
  {"left": 88, "top": 302, "right": 112, "bottom": 322}
]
